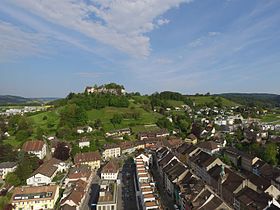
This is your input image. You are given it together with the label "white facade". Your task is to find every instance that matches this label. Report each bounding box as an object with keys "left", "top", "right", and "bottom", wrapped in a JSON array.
[
  {"left": 79, "top": 141, "right": 90, "bottom": 148},
  {"left": 102, "top": 147, "right": 121, "bottom": 160},
  {"left": 27, "top": 144, "right": 47, "bottom": 160},
  {"left": 27, "top": 173, "right": 53, "bottom": 186},
  {"left": 0, "top": 164, "right": 17, "bottom": 179},
  {"left": 101, "top": 172, "right": 118, "bottom": 180}
]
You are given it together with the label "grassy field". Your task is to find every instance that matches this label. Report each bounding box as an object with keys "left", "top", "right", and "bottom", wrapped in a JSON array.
[
  {"left": 28, "top": 110, "right": 60, "bottom": 134},
  {"left": 87, "top": 106, "right": 162, "bottom": 131},
  {"left": 260, "top": 114, "right": 280, "bottom": 123},
  {"left": 166, "top": 100, "right": 185, "bottom": 107},
  {"left": 189, "top": 96, "right": 238, "bottom": 107}
]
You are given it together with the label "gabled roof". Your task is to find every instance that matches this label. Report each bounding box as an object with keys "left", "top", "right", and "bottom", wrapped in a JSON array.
[
  {"left": 22, "top": 140, "right": 45, "bottom": 152},
  {"left": 74, "top": 151, "right": 101, "bottom": 164},
  {"left": 0, "top": 161, "right": 17, "bottom": 169},
  {"left": 158, "top": 152, "right": 174, "bottom": 167},
  {"left": 102, "top": 160, "right": 119, "bottom": 174},
  {"left": 61, "top": 179, "right": 87, "bottom": 206},
  {"left": 31, "top": 158, "right": 62, "bottom": 178},
  {"left": 190, "top": 150, "right": 218, "bottom": 169},
  {"left": 67, "top": 165, "right": 91, "bottom": 180},
  {"left": 197, "top": 141, "right": 219, "bottom": 151}
]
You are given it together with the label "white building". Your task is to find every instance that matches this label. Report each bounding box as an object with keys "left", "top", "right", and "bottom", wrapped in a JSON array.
[
  {"left": 101, "top": 160, "right": 119, "bottom": 180},
  {"left": 96, "top": 180, "right": 118, "bottom": 210},
  {"left": 78, "top": 137, "right": 90, "bottom": 149},
  {"left": 0, "top": 162, "right": 17, "bottom": 179},
  {"left": 102, "top": 144, "right": 121, "bottom": 160},
  {"left": 22, "top": 140, "right": 47, "bottom": 159},
  {"left": 27, "top": 158, "right": 68, "bottom": 186}
]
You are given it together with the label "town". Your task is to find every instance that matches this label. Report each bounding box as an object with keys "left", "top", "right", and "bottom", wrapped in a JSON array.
[{"left": 0, "top": 84, "right": 280, "bottom": 210}]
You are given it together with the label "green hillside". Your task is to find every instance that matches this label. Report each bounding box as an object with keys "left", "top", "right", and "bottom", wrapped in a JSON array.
[{"left": 189, "top": 96, "right": 238, "bottom": 107}]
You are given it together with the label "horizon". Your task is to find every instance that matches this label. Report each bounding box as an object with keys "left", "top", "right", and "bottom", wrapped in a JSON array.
[{"left": 1, "top": 0, "right": 280, "bottom": 97}]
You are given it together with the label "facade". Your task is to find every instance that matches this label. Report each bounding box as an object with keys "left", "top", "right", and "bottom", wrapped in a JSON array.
[
  {"left": 102, "top": 144, "right": 121, "bottom": 160},
  {"left": 11, "top": 185, "right": 59, "bottom": 210},
  {"left": 27, "top": 158, "right": 68, "bottom": 186},
  {"left": 22, "top": 140, "right": 47, "bottom": 159},
  {"left": 96, "top": 180, "right": 118, "bottom": 210},
  {"left": 78, "top": 137, "right": 90, "bottom": 149},
  {"left": 74, "top": 151, "right": 101, "bottom": 169},
  {"left": 101, "top": 160, "right": 119, "bottom": 180},
  {"left": 0, "top": 162, "right": 17, "bottom": 179}
]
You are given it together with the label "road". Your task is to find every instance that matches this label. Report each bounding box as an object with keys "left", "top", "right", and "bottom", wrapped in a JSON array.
[
  {"left": 80, "top": 171, "right": 100, "bottom": 210},
  {"left": 121, "top": 158, "right": 138, "bottom": 210},
  {"left": 151, "top": 155, "right": 175, "bottom": 210}
]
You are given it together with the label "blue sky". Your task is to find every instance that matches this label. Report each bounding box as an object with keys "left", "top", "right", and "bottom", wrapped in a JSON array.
[{"left": 0, "top": 0, "right": 280, "bottom": 97}]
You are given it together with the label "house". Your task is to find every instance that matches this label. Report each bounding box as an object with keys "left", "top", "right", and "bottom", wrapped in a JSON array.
[
  {"left": 78, "top": 137, "right": 90, "bottom": 149},
  {"left": 61, "top": 179, "right": 88, "bottom": 209},
  {"left": 74, "top": 151, "right": 101, "bottom": 169},
  {"left": 0, "top": 162, "right": 17, "bottom": 180},
  {"left": 223, "top": 147, "right": 242, "bottom": 168},
  {"left": 105, "top": 128, "right": 131, "bottom": 138},
  {"left": 119, "top": 141, "right": 135, "bottom": 154},
  {"left": 77, "top": 126, "right": 93, "bottom": 134},
  {"left": 240, "top": 153, "right": 259, "bottom": 172},
  {"left": 27, "top": 158, "right": 68, "bottom": 186},
  {"left": 185, "top": 134, "right": 198, "bottom": 145},
  {"left": 189, "top": 150, "right": 223, "bottom": 184},
  {"left": 11, "top": 185, "right": 59, "bottom": 210},
  {"left": 101, "top": 160, "right": 119, "bottom": 180},
  {"left": 208, "top": 164, "right": 247, "bottom": 206},
  {"left": 135, "top": 153, "right": 152, "bottom": 166},
  {"left": 22, "top": 140, "right": 47, "bottom": 159},
  {"left": 96, "top": 180, "right": 118, "bottom": 210},
  {"left": 64, "top": 165, "right": 92, "bottom": 186},
  {"left": 197, "top": 141, "right": 220, "bottom": 155},
  {"left": 102, "top": 144, "right": 121, "bottom": 160},
  {"left": 138, "top": 129, "right": 169, "bottom": 140},
  {"left": 233, "top": 187, "right": 280, "bottom": 210}
]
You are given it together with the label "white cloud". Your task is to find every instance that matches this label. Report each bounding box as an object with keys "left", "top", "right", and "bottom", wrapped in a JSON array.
[
  {"left": 189, "top": 38, "right": 203, "bottom": 47},
  {"left": 8, "top": 0, "right": 191, "bottom": 57},
  {"left": 0, "top": 21, "right": 45, "bottom": 62},
  {"left": 157, "top": 18, "right": 170, "bottom": 26},
  {"left": 208, "top": 31, "right": 221, "bottom": 36}
]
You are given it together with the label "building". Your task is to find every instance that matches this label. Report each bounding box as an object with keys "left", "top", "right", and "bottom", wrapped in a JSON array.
[
  {"left": 101, "top": 160, "right": 119, "bottom": 180},
  {"left": 27, "top": 158, "right": 68, "bottom": 186},
  {"left": 11, "top": 185, "right": 59, "bottom": 210},
  {"left": 197, "top": 141, "right": 220, "bottom": 154},
  {"left": 22, "top": 140, "right": 47, "bottom": 159},
  {"left": 74, "top": 151, "right": 101, "bottom": 169},
  {"left": 64, "top": 165, "right": 92, "bottom": 186},
  {"left": 105, "top": 128, "right": 131, "bottom": 138},
  {"left": 0, "top": 161, "right": 17, "bottom": 179},
  {"left": 78, "top": 137, "right": 90, "bottom": 149},
  {"left": 185, "top": 134, "right": 198, "bottom": 145},
  {"left": 119, "top": 141, "right": 135, "bottom": 155},
  {"left": 102, "top": 144, "right": 121, "bottom": 160},
  {"left": 61, "top": 179, "right": 88, "bottom": 209},
  {"left": 96, "top": 180, "right": 118, "bottom": 210},
  {"left": 138, "top": 129, "right": 169, "bottom": 140}
]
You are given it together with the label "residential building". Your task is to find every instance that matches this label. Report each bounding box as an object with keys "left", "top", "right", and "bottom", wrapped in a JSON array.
[
  {"left": 197, "top": 141, "right": 220, "bottom": 154},
  {"left": 61, "top": 179, "right": 88, "bottom": 209},
  {"left": 119, "top": 141, "right": 135, "bottom": 155},
  {"left": 78, "top": 137, "right": 90, "bottom": 149},
  {"left": 105, "top": 128, "right": 131, "bottom": 138},
  {"left": 184, "top": 134, "right": 198, "bottom": 145},
  {"left": 11, "top": 185, "right": 59, "bottom": 210},
  {"left": 64, "top": 165, "right": 92, "bottom": 186},
  {"left": 74, "top": 151, "right": 101, "bottom": 169},
  {"left": 27, "top": 158, "right": 68, "bottom": 186},
  {"left": 102, "top": 144, "right": 121, "bottom": 160},
  {"left": 101, "top": 160, "right": 119, "bottom": 180},
  {"left": 0, "top": 161, "right": 17, "bottom": 179},
  {"left": 22, "top": 140, "right": 47, "bottom": 159},
  {"left": 96, "top": 180, "right": 118, "bottom": 210}
]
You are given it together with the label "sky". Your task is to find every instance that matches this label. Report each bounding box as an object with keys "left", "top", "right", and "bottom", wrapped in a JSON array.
[{"left": 0, "top": 0, "right": 280, "bottom": 97}]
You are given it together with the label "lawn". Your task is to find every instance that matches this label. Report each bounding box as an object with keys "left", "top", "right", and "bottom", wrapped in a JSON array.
[
  {"left": 28, "top": 110, "right": 60, "bottom": 135},
  {"left": 261, "top": 114, "right": 280, "bottom": 123},
  {"left": 166, "top": 100, "right": 185, "bottom": 107},
  {"left": 131, "top": 124, "right": 160, "bottom": 134},
  {"left": 87, "top": 107, "right": 162, "bottom": 131},
  {"left": 189, "top": 96, "right": 238, "bottom": 107}
]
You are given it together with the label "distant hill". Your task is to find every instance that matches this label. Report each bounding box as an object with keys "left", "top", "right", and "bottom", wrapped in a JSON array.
[
  {"left": 0, "top": 95, "right": 59, "bottom": 105},
  {"left": 218, "top": 93, "right": 280, "bottom": 107}
]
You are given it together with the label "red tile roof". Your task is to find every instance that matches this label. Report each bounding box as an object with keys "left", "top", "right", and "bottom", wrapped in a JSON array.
[
  {"left": 74, "top": 151, "right": 101, "bottom": 164},
  {"left": 22, "top": 140, "right": 45, "bottom": 152}
]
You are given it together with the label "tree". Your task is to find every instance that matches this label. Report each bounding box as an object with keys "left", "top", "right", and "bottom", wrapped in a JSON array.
[
  {"left": 36, "top": 127, "right": 44, "bottom": 139},
  {"left": 110, "top": 114, "right": 123, "bottom": 127},
  {"left": 53, "top": 142, "right": 70, "bottom": 161},
  {"left": 5, "top": 172, "right": 20, "bottom": 186},
  {"left": 263, "top": 143, "right": 278, "bottom": 165},
  {"left": 15, "top": 130, "right": 30, "bottom": 142}
]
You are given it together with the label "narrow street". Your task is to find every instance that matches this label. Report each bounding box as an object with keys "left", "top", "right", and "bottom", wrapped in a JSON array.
[
  {"left": 81, "top": 172, "right": 100, "bottom": 210},
  {"left": 150, "top": 157, "right": 175, "bottom": 210}
]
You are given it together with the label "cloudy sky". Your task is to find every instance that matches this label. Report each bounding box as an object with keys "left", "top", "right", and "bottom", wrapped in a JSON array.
[{"left": 0, "top": 0, "right": 280, "bottom": 97}]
